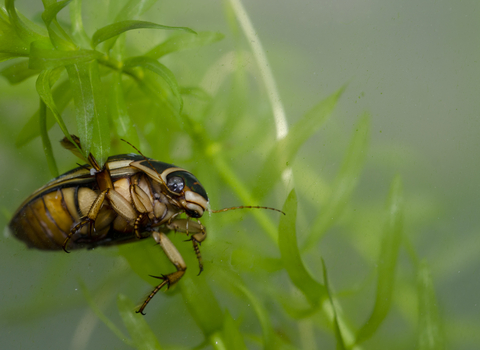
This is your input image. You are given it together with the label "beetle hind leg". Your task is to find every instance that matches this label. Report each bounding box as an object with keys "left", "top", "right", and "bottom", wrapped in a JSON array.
[
  {"left": 137, "top": 232, "right": 186, "bottom": 315},
  {"left": 136, "top": 276, "right": 168, "bottom": 315},
  {"left": 62, "top": 217, "right": 95, "bottom": 253}
]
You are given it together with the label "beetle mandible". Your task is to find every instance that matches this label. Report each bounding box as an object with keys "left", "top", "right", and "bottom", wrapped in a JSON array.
[{"left": 9, "top": 136, "right": 284, "bottom": 314}]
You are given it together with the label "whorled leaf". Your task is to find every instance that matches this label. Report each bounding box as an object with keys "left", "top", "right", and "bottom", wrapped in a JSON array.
[
  {"left": 279, "top": 189, "right": 326, "bottom": 306},
  {"left": 254, "top": 86, "right": 345, "bottom": 199},
  {"left": 76, "top": 279, "right": 133, "bottom": 348},
  {"left": 0, "top": 8, "right": 30, "bottom": 61},
  {"left": 16, "top": 78, "right": 72, "bottom": 147},
  {"left": 41, "top": 0, "right": 77, "bottom": 51},
  {"left": 356, "top": 175, "right": 404, "bottom": 344},
  {"left": 114, "top": 0, "right": 159, "bottom": 22},
  {"left": 91, "top": 20, "right": 196, "bottom": 49},
  {"left": 224, "top": 271, "right": 277, "bottom": 350},
  {"left": 124, "top": 56, "right": 183, "bottom": 112},
  {"left": 180, "top": 86, "right": 212, "bottom": 102},
  {"left": 101, "top": 0, "right": 159, "bottom": 53},
  {"left": 218, "top": 310, "right": 248, "bottom": 350},
  {"left": 180, "top": 273, "right": 224, "bottom": 337},
  {"left": 303, "top": 113, "right": 370, "bottom": 250},
  {"left": 5, "top": 0, "right": 48, "bottom": 45},
  {"left": 147, "top": 31, "right": 224, "bottom": 59},
  {"left": 322, "top": 259, "right": 346, "bottom": 350},
  {"left": 42, "top": 0, "right": 73, "bottom": 27},
  {"left": 69, "top": 0, "right": 90, "bottom": 48},
  {"left": 117, "top": 294, "right": 162, "bottom": 350},
  {"left": 35, "top": 68, "right": 82, "bottom": 157},
  {"left": 0, "top": 59, "right": 40, "bottom": 84},
  {"left": 133, "top": 68, "right": 182, "bottom": 126},
  {"left": 108, "top": 72, "right": 139, "bottom": 145},
  {"left": 66, "top": 61, "right": 110, "bottom": 165},
  {"left": 29, "top": 41, "right": 102, "bottom": 70},
  {"left": 417, "top": 260, "right": 445, "bottom": 350}
]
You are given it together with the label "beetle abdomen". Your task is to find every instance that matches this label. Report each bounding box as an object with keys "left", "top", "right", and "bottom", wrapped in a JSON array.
[
  {"left": 10, "top": 188, "right": 74, "bottom": 249},
  {"left": 10, "top": 186, "right": 114, "bottom": 250}
]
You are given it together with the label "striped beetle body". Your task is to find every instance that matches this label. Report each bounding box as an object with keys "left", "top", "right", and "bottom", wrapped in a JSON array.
[
  {"left": 9, "top": 154, "right": 208, "bottom": 250},
  {"left": 9, "top": 136, "right": 283, "bottom": 315}
]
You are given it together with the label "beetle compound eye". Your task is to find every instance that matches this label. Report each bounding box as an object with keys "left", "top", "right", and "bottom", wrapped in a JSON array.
[{"left": 167, "top": 176, "right": 184, "bottom": 193}]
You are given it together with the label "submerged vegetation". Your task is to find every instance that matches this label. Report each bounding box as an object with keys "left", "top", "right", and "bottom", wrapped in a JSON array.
[{"left": 0, "top": 0, "right": 458, "bottom": 349}]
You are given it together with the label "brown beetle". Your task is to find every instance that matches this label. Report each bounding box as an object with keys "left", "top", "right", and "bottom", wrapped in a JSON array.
[{"left": 9, "top": 136, "right": 283, "bottom": 314}]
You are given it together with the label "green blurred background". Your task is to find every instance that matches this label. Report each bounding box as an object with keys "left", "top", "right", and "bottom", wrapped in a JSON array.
[{"left": 0, "top": 0, "right": 479, "bottom": 349}]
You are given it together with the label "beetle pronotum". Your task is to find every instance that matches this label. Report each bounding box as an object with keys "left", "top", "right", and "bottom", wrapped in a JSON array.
[{"left": 9, "top": 136, "right": 284, "bottom": 314}]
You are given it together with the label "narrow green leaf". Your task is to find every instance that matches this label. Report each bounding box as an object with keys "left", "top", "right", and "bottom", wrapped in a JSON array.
[
  {"left": 42, "top": 0, "right": 77, "bottom": 50},
  {"left": 236, "top": 281, "right": 276, "bottom": 350},
  {"left": 16, "top": 79, "right": 72, "bottom": 147},
  {"left": 91, "top": 20, "right": 196, "bottom": 49},
  {"left": 42, "top": 0, "right": 73, "bottom": 27},
  {"left": 0, "top": 59, "right": 40, "bottom": 84},
  {"left": 303, "top": 113, "right": 370, "bottom": 250},
  {"left": 39, "top": 99, "right": 59, "bottom": 177},
  {"left": 89, "top": 61, "right": 111, "bottom": 166},
  {"left": 0, "top": 9, "right": 30, "bottom": 60},
  {"left": 29, "top": 41, "right": 102, "bottom": 70},
  {"left": 124, "top": 56, "right": 183, "bottom": 112},
  {"left": 322, "top": 259, "right": 346, "bottom": 350},
  {"left": 109, "top": 72, "right": 139, "bottom": 144},
  {"left": 214, "top": 270, "right": 277, "bottom": 350},
  {"left": 180, "top": 273, "right": 224, "bottom": 336},
  {"left": 254, "top": 86, "right": 345, "bottom": 198},
  {"left": 279, "top": 189, "right": 326, "bottom": 306},
  {"left": 417, "top": 260, "right": 445, "bottom": 350},
  {"left": 77, "top": 279, "right": 133, "bottom": 347},
  {"left": 114, "top": 0, "right": 158, "bottom": 22},
  {"left": 36, "top": 69, "right": 80, "bottom": 154},
  {"left": 180, "top": 86, "right": 212, "bottom": 102},
  {"left": 0, "top": 52, "right": 28, "bottom": 62},
  {"left": 147, "top": 31, "right": 224, "bottom": 59},
  {"left": 356, "top": 175, "right": 404, "bottom": 344},
  {"left": 0, "top": 7, "right": 8, "bottom": 21},
  {"left": 66, "top": 61, "right": 110, "bottom": 165},
  {"left": 117, "top": 294, "right": 162, "bottom": 350},
  {"left": 220, "top": 311, "right": 248, "bottom": 350},
  {"left": 136, "top": 73, "right": 179, "bottom": 120},
  {"left": 5, "top": 0, "right": 49, "bottom": 45},
  {"left": 69, "top": 0, "right": 90, "bottom": 48},
  {"left": 101, "top": 0, "right": 159, "bottom": 53}
]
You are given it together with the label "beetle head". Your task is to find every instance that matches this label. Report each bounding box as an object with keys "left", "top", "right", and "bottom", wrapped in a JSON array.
[{"left": 165, "top": 170, "right": 209, "bottom": 218}]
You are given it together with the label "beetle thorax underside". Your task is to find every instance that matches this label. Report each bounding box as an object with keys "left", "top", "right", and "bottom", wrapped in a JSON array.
[{"left": 130, "top": 159, "right": 209, "bottom": 220}]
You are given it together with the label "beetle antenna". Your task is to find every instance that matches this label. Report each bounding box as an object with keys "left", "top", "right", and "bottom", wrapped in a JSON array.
[
  {"left": 212, "top": 206, "right": 285, "bottom": 215},
  {"left": 120, "top": 139, "right": 166, "bottom": 186}
]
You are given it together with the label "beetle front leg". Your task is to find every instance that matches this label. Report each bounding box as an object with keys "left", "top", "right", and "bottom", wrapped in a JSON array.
[
  {"left": 165, "top": 219, "right": 206, "bottom": 274},
  {"left": 137, "top": 231, "right": 186, "bottom": 315}
]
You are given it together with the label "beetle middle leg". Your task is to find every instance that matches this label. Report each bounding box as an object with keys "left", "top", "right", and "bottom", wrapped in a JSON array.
[
  {"left": 165, "top": 219, "right": 206, "bottom": 274},
  {"left": 63, "top": 187, "right": 140, "bottom": 252},
  {"left": 63, "top": 189, "right": 109, "bottom": 252},
  {"left": 137, "top": 231, "right": 186, "bottom": 315}
]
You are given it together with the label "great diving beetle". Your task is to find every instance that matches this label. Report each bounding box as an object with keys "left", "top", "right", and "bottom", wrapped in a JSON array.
[{"left": 9, "top": 136, "right": 283, "bottom": 314}]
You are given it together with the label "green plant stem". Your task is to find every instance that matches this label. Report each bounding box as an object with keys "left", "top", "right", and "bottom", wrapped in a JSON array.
[{"left": 227, "top": 0, "right": 288, "bottom": 141}]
